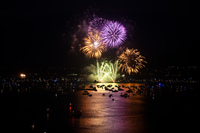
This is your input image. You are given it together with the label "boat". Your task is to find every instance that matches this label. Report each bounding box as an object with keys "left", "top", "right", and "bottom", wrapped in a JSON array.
[
  {"left": 120, "top": 93, "right": 129, "bottom": 97},
  {"left": 108, "top": 88, "right": 112, "bottom": 91},
  {"left": 139, "top": 85, "right": 145, "bottom": 89},
  {"left": 118, "top": 87, "right": 124, "bottom": 91},
  {"left": 109, "top": 94, "right": 113, "bottom": 97},
  {"left": 105, "top": 87, "right": 109, "bottom": 90},
  {"left": 88, "top": 94, "right": 92, "bottom": 96},
  {"left": 107, "top": 85, "right": 112, "bottom": 87},
  {"left": 93, "top": 87, "right": 97, "bottom": 91},
  {"left": 101, "top": 84, "right": 105, "bottom": 87},
  {"left": 126, "top": 89, "right": 133, "bottom": 93},
  {"left": 112, "top": 90, "right": 118, "bottom": 92},
  {"left": 137, "top": 89, "right": 143, "bottom": 94},
  {"left": 131, "top": 86, "right": 137, "bottom": 89},
  {"left": 89, "top": 85, "right": 93, "bottom": 88},
  {"left": 83, "top": 91, "right": 89, "bottom": 95}
]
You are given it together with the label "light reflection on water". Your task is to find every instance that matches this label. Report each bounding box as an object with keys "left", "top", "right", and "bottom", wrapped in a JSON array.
[
  {"left": 16, "top": 81, "right": 198, "bottom": 132},
  {"left": 69, "top": 83, "right": 148, "bottom": 133}
]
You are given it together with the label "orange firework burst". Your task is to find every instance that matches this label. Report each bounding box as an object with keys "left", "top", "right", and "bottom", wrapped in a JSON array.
[
  {"left": 118, "top": 48, "right": 146, "bottom": 75},
  {"left": 80, "top": 31, "right": 106, "bottom": 58}
]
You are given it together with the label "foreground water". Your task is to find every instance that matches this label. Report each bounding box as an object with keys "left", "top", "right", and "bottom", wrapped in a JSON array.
[
  {"left": 68, "top": 83, "right": 148, "bottom": 133},
  {"left": 2, "top": 82, "right": 200, "bottom": 132}
]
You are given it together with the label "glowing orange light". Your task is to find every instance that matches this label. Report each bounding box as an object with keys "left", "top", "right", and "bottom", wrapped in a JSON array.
[
  {"left": 20, "top": 73, "right": 26, "bottom": 78},
  {"left": 118, "top": 48, "right": 147, "bottom": 75}
]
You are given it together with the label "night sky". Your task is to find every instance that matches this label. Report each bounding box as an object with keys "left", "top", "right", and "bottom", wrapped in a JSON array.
[{"left": 0, "top": 0, "right": 198, "bottom": 71}]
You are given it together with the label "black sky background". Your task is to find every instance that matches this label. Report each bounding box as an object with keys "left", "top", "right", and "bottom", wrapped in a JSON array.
[{"left": 0, "top": 0, "right": 198, "bottom": 72}]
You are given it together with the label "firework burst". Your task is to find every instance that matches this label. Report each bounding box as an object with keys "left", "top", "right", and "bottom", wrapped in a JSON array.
[
  {"left": 118, "top": 48, "right": 146, "bottom": 75},
  {"left": 80, "top": 31, "right": 106, "bottom": 58},
  {"left": 101, "top": 21, "right": 126, "bottom": 48}
]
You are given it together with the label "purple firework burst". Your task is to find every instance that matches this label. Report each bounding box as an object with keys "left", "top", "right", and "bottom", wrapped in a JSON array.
[{"left": 101, "top": 21, "right": 126, "bottom": 47}]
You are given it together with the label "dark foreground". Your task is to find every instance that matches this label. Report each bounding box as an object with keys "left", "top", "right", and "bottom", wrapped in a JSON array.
[{"left": 1, "top": 82, "right": 200, "bottom": 133}]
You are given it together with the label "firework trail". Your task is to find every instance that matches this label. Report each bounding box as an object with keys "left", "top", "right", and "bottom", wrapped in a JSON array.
[
  {"left": 118, "top": 48, "right": 146, "bottom": 75},
  {"left": 80, "top": 30, "right": 106, "bottom": 58},
  {"left": 84, "top": 60, "right": 119, "bottom": 82},
  {"left": 101, "top": 21, "right": 126, "bottom": 48},
  {"left": 97, "top": 60, "right": 119, "bottom": 82}
]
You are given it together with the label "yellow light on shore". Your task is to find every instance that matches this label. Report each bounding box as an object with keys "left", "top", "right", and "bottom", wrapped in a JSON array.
[{"left": 20, "top": 73, "right": 26, "bottom": 78}]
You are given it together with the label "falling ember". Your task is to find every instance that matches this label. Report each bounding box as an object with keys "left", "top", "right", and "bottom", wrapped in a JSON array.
[
  {"left": 118, "top": 48, "right": 146, "bottom": 75},
  {"left": 80, "top": 30, "right": 106, "bottom": 58}
]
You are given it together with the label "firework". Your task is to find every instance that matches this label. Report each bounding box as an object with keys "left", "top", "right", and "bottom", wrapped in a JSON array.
[
  {"left": 118, "top": 48, "right": 146, "bottom": 75},
  {"left": 97, "top": 60, "right": 119, "bottom": 82},
  {"left": 101, "top": 21, "right": 126, "bottom": 48},
  {"left": 80, "top": 31, "right": 106, "bottom": 58},
  {"left": 67, "top": 8, "right": 147, "bottom": 80},
  {"left": 84, "top": 60, "right": 119, "bottom": 82}
]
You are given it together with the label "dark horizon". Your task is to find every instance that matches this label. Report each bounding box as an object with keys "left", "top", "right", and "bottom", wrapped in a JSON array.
[{"left": 0, "top": 0, "right": 198, "bottom": 73}]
